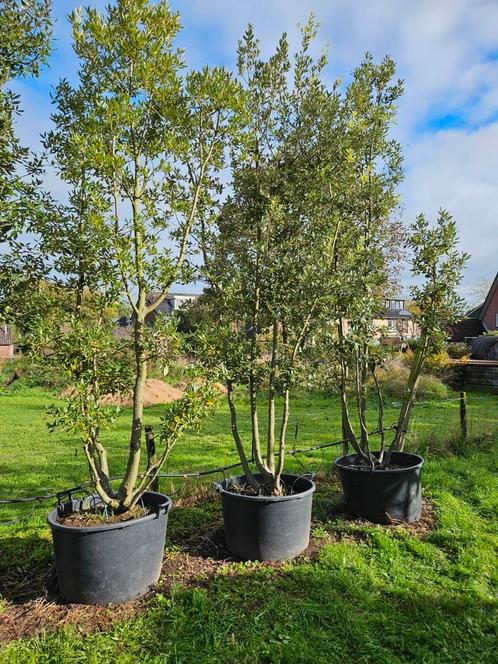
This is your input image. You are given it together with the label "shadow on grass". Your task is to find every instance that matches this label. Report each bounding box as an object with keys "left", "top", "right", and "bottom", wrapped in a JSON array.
[
  {"left": 0, "top": 474, "right": 440, "bottom": 648},
  {"left": 0, "top": 535, "right": 56, "bottom": 604}
]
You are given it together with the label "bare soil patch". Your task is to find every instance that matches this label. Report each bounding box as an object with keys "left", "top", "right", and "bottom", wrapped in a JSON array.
[
  {"left": 174, "top": 380, "right": 228, "bottom": 395},
  {"left": 60, "top": 378, "right": 184, "bottom": 407},
  {"left": 60, "top": 378, "right": 227, "bottom": 408},
  {"left": 101, "top": 378, "right": 184, "bottom": 407}
]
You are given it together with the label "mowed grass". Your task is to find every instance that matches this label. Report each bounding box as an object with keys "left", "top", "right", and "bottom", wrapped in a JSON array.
[{"left": 0, "top": 385, "right": 497, "bottom": 663}]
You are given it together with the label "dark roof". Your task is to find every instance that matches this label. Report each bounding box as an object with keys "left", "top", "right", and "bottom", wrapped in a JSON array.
[
  {"left": 448, "top": 272, "right": 498, "bottom": 341},
  {"left": 448, "top": 319, "right": 485, "bottom": 342},
  {"left": 465, "top": 303, "right": 483, "bottom": 319},
  {"left": 145, "top": 292, "right": 201, "bottom": 318},
  {"left": 382, "top": 307, "right": 412, "bottom": 319}
]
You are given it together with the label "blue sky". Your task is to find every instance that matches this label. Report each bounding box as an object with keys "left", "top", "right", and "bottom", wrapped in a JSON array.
[{"left": 11, "top": 0, "right": 498, "bottom": 292}]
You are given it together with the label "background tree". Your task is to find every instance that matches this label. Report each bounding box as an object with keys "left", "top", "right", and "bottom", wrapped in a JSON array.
[
  {"left": 0, "top": 0, "right": 52, "bottom": 240},
  {"left": 389, "top": 211, "right": 468, "bottom": 453},
  {"left": 465, "top": 277, "right": 493, "bottom": 310},
  {"left": 336, "top": 210, "right": 467, "bottom": 467}
]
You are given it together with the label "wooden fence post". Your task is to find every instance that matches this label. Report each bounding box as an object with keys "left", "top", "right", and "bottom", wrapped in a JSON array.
[
  {"left": 459, "top": 391, "right": 467, "bottom": 440},
  {"left": 145, "top": 425, "right": 159, "bottom": 493}
]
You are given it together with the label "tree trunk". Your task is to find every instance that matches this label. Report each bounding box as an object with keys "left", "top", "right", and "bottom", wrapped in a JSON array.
[
  {"left": 227, "top": 380, "right": 260, "bottom": 492},
  {"left": 389, "top": 333, "right": 429, "bottom": 455},
  {"left": 118, "top": 312, "right": 147, "bottom": 508},
  {"left": 266, "top": 318, "right": 278, "bottom": 484},
  {"left": 274, "top": 388, "right": 289, "bottom": 494}
]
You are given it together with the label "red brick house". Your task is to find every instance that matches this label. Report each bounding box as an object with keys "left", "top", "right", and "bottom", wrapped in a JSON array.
[
  {"left": 449, "top": 272, "right": 498, "bottom": 342},
  {"left": 0, "top": 324, "right": 14, "bottom": 359}
]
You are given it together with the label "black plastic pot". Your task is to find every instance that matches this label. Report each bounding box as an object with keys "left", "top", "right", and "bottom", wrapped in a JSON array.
[
  {"left": 47, "top": 491, "right": 171, "bottom": 605},
  {"left": 335, "top": 451, "right": 424, "bottom": 524},
  {"left": 215, "top": 474, "right": 315, "bottom": 561}
]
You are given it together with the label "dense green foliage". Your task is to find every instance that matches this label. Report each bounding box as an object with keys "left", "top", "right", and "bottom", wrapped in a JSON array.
[{"left": 0, "top": 0, "right": 52, "bottom": 240}]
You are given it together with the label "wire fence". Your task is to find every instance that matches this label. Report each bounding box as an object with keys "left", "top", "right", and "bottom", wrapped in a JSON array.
[
  {"left": 0, "top": 436, "right": 349, "bottom": 508},
  {"left": 0, "top": 391, "right": 490, "bottom": 526}
]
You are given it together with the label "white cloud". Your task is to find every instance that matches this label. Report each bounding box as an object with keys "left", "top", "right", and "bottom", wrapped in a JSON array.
[
  {"left": 403, "top": 123, "right": 498, "bottom": 282},
  {"left": 177, "top": 0, "right": 498, "bottom": 135}
]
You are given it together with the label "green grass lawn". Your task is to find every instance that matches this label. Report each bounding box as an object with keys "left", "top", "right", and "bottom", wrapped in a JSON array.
[{"left": 0, "top": 386, "right": 497, "bottom": 663}]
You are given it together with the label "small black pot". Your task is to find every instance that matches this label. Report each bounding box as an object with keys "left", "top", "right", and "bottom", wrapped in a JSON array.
[
  {"left": 215, "top": 474, "right": 315, "bottom": 561},
  {"left": 47, "top": 491, "right": 172, "bottom": 605},
  {"left": 335, "top": 451, "right": 424, "bottom": 524}
]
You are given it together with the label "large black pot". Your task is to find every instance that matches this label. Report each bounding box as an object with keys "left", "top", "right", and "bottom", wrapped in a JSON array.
[
  {"left": 335, "top": 451, "right": 424, "bottom": 524},
  {"left": 47, "top": 491, "right": 171, "bottom": 605},
  {"left": 215, "top": 474, "right": 315, "bottom": 561}
]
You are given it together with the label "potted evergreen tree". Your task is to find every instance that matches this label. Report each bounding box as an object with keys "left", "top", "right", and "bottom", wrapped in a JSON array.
[
  {"left": 334, "top": 211, "right": 468, "bottom": 523},
  {"left": 3, "top": 0, "right": 240, "bottom": 604},
  {"left": 196, "top": 22, "right": 329, "bottom": 561},
  {"left": 299, "top": 53, "right": 467, "bottom": 523}
]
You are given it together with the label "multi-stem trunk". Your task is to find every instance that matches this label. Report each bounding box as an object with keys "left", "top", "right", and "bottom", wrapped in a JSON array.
[
  {"left": 371, "top": 366, "right": 386, "bottom": 461},
  {"left": 355, "top": 343, "right": 370, "bottom": 454},
  {"left": 266, "top": 318, "right": 279, "bottom": 478},
  {"left": 337, "top": 318, "right": 367, "bottom": 460},
  {"left": 249, "top": 243, "right": 267, "bottom": 475},
  {"left": 117, "top": 178, "right": 147, "bottom": 508},
  {"left": 389, "top": 332, "right": 429, "bottom": 454},
  {"left": 274, "top": 388, "right": 289, "bottom": 493}
]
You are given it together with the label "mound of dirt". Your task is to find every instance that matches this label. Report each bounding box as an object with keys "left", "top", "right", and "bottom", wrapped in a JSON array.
[
  {"left": 101, "top": 379, "right": 184, "bottom": 407},
  {"left": 60, "top": 378, "right": 227, "bottom": 407},
  {"left": 60, "top": 379, "right": 184, "bottom": 407}
]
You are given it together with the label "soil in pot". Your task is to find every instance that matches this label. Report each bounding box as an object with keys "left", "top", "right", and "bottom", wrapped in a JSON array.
[
  {"left": 335, "top": 451, "right": 424, "bottom": 524},
  {"left": 215, "top": 474, "right": 315, "bottom": 562},
  {"left": 58, "top": 505, "right": 151, "bottom": 527},
  {"left": 47, "top": 491, "right": 171, "bottom": 605}
]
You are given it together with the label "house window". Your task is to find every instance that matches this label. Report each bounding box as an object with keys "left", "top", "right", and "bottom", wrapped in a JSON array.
[
  {"left": 495, "top": 313, "right": 498, "bottom": 329},
  {"left": 386, "top": 299, "right": 403, "bottom": 310},
  {"left": 387, "top": 319, "right": 397, "bottom": 331}
]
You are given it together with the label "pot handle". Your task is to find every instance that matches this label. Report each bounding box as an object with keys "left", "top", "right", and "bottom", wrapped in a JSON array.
[
  {"left": 152, "top": 496, "right": 172, "bottom": 516},
  {"left": 156, "top": 496, "right": 173, "bottom": 514}
]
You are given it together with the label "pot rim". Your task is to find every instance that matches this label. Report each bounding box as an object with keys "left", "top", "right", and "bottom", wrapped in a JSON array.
[
  {"left": 214, "top": 473, "right": 315, "bottom": 503},
  {"left": 47, "top": 491, "right": 172, "bottom": 534},
  {"left": 335, "top": 451, "right": 424, "bottom": 475}
]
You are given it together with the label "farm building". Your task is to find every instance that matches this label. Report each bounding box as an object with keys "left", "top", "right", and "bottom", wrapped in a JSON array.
[
  {"left": 114, "top": 292, "right": 202, "bottom": 335},
  {"left": 145, "top": 292, "right": 201, "bottom": 325}
]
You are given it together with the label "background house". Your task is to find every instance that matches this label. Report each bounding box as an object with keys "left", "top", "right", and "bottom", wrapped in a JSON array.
[
  {"left": 374, "top": 297, "right": 420, "bottom": 342},
  {"left": 145, "top": 292, "right": 201, "bottom": 325},
  {"left": 115, "top": 292, "right": 202, "bottom": 335},
  {"left": 449, "top": 272, "right": 498, "bottom": 342},
  {"left": 0, "top": 324, "right": 14, "bottom": 359}
]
